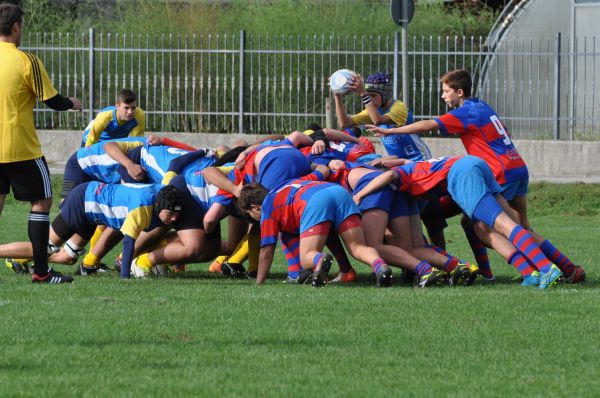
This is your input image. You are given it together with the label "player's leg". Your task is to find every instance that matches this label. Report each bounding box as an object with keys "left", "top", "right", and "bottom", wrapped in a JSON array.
[
  {"left": 77, "top": 227, "right": 122, "bottom": 274},
  {"left": 298, "top": 224, "right": 332, "bottom": 287}
]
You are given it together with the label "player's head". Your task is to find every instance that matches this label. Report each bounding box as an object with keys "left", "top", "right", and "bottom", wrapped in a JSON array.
[
  {"left": 365, "top": 72, "right": 393, "bottom": 107},
  {"left": 440, "top": 69, "right": 472, "bottom": 107},
  {"left": 154, "top": 185, "right": 184, "bottom": 226},
  {"left": 115, "top": 89, "right": 137, "bottom": 121},
  {"left": 238, "top": 183, "right": 269, "bottom": 221},
  {"left": 0, "top": 4, "right": 24, "bottom": 45}
]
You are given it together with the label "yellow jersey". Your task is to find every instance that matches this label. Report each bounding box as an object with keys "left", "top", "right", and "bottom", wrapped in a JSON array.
[
  {"left": 0, "top": 41, "right": 58, "bottom": 163},
  {"left": 351, "top": 99, "right": 410, "bottom": 127}
]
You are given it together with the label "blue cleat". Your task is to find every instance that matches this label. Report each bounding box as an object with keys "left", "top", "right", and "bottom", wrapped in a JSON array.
[
  {"left": 539, "top": 265, "right": 562, "bottom": 289},
  {"left": 521, "top": 271, "right": 540, "bottom": 286}
]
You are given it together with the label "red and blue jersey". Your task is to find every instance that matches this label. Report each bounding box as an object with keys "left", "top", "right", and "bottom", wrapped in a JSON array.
[
  {"left": 434, "top": 98, "right": 528, "bottom": 184},
  {"left": 259, "top": 178, "right": 330, "bottom": 247},
  {"left": 392, "top": 156, "right": 463, "bottom": 196}
]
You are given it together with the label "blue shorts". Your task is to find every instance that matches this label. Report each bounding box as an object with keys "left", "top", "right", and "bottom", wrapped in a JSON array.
[
  {"left": 300, "top": 185, "right": 360, "bottom": 233},
  {"left": 389, "top": 191, "right": 415, "bottom": 219},
  {"left": 354, "top": 172, "right": 395, "bottom": 214},
  {"left": 58, "top": 182, "right": 96, "bottom": 239},
  {"left": 62, "top": 152, "right": 93, "bottom": 196},
  {"left": 447, "top": 156, "right": 502, "bottom": 218},
  {"left": 501, "top": 178, "right": 529, "bottom": 201}
]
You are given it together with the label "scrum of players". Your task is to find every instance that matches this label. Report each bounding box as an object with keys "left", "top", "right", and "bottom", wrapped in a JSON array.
[{"left": 1, "top": 69, "right": 586, "bottom": 289}]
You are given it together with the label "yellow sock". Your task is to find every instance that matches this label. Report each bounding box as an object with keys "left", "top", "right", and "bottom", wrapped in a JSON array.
[
  {"left": 214, "top": 255, "right": 227, "bottom": 265},
  {"left": 83, "top": 252, "right": 99, "bottom": 266},
  {"left": 88, "top": 226, "right": 104, "bottom": 252},
  {"left": 136, "top": 253, "right": 153, "bottom": 271},
  {"left": 15, "top": 258, "right": 29, "bottom": 264},
  {"left": 228, "top": 234, "right": 249, "bottom": 264},
  {"left": 247, "top": 227, "right": 261, "bottom": 273}
]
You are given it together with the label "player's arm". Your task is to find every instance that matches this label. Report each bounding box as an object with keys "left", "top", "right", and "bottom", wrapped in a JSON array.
[
  {"left": 85, "top": 112, "right": 112, "bottom": 147},
  {"left": 353, "top": 170, "right": 398, "bottom": 205},
  {"left": 334, "top": 94, "right": 356, "bottom": 128},
  {"left": 26, "top": 52, "right": 82, "bottom": 112},
  {"left": 256, "top": 244, "right": 276, "bottom": 285},
  {"left": 322, "top": 128, "right": 360, "bottom": 143},
  {"left": 253, "top": 134, "right": 286, "bottom": 144},
  {"left": 234, "top": 144, "right": 260, "bottom": 169},
  {"left": 147, "top": 134, "right": 197, "bottom": 151},
  {"left": 365, "top": 120, "right": 439, "bottom": 136},
  {"left": 103, "top": 141, "right": 146, "bottom": 181},
  {"left": 203, "top": 203, "right": 228, "bottom": 234},
  {"left": 303, "top": 164, "right": 330, "bottom": 181},
  {"left": 119, "top": 206, "right": 153, "bottom": 278},
  {"left": 202, "top": 167, "right": 243, "bottom": 198}
]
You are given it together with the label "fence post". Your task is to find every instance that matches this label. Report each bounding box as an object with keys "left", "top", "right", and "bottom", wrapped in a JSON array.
[
  {"left": 553, "top": 32, "right": 561, "bottom": 140},
  {"left": 88, "top": 28, "right": 95, "bottom": 121},
  {"left": 325, "top": 96, "right": 335, "bottom": 129},
  {"left": 401, "top": 0, "right": 409, "bottom": 106},
  {"left": 239, "top": 30, "right": 246, "bottom": 134},
  {"left": 393, "top": 31, "right": 399, "bottom": 100}
]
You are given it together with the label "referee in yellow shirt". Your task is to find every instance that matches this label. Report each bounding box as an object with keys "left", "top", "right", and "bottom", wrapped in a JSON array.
[{"left": 0, "top": 4, "right": 82, "bottom": 284}]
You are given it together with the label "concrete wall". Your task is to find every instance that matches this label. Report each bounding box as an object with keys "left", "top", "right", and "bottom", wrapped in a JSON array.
[{"left": 39, "top": 130, "right": 600, "bottom": 183}]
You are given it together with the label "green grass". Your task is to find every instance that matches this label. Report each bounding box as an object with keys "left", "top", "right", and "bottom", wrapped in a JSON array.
[{"left": 1, "top": 180, "right": 599, "bottom": 397}]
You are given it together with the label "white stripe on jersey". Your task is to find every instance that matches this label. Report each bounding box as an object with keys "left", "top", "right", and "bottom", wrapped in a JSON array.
[
  {"left": 84, "top": 201, "right": 129, "bottom": 221},
  {"left": 78, "top": 153, "right": 118, "bottom": 169}
]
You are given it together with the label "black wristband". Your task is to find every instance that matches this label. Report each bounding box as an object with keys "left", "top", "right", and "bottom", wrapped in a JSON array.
[{"left": 361, "top": 94, "right": 372, "bottom": 106}]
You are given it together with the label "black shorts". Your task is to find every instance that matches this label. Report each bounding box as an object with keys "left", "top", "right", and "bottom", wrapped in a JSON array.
[
  {"left": 0, "top": 157, "right": 52, "bottom": 201},
  {"left": 169, "top": 174, "right": 206, "bottom": 231}
]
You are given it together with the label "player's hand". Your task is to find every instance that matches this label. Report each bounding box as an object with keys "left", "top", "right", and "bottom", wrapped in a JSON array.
[
  {"left": 348, "top": 74, "right": 365, "bottom": 95},
  {"left": 147, "top": 134, "right": 163, "bottom": 146},
  {"left": 314, "top": 164, "right": 330, "bottom": 179},
  {"left": 127, "top": 164, "right": 147, "bottom": 181},
  {"left": 311, "top": 140, "right": 326, "bottom": 155},
  {"left": 69, "top": 97, "right": 82, "bottom": 111},
  {"left": 233, "top": 181, "right": 244, "bottom": 198},
  {"left": 353, "top": 194, "right": 363, "bottom": 206},
  {"left": 365, "top": 124, "right": 387, "bottom": 137},
  {"left": 368, "top": 158, "right": 383, "bottom": 167}
]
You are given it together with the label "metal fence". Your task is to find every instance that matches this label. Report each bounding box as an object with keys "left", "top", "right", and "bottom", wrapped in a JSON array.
[{"left": 23, "top": 29, "right": 600, "bottom": 139}]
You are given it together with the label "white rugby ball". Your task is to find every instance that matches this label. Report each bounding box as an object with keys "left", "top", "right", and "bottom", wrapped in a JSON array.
[{"left": 329, "top": 69, "right": 357, "bottom": 95}]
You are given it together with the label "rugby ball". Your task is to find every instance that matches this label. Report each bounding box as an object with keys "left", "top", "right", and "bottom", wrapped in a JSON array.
[{"left": 329, "top": 69, "right": 357, "bottom": 95}]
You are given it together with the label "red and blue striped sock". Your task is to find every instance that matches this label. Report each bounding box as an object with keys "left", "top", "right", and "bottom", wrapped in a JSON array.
[
  {"left": 464, "top": 226, "right": 492, "bottom": 279},
  {"left": 281, "top": 233, "right": 302, "bottom": 279},
  {"left": 441, "top": 257, "right": 459, "bottom": 273},
  {"left": 507, "top": 250, "right": 535, "bottom": 276},
  {"left": 415, "top": 261, "right": 433, "bottom": 277},
  {"left": 540, "top": 240, "right": 575, "bottom": 275},
  {"left": 371, "top": 258, "right": 385, "bottom": 274},
  {"left": 508, "top": 226, "right": 553, "bottom": 273}
]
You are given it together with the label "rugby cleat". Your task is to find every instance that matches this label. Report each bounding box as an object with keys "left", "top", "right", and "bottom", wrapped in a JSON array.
[
  {"left": 76, "top": 263, "right": 111, "bottom": 276},
  {"left": 448, "top": 263, "right": 479, "bottom": 286},
  {"left": 539, "top": 265, "right": 562, "bottom": 289},
  {"left": 375, "top": 265, "right": 392, "bottom": 288},
  {"left": 32, "top": 268, "right": 73, "bottom": 284},
  {"left": 171, "top": 264, "right": 187, "bottom": 273},
  {"left": 131, "top": 257, "right": 150, "bottom": 278},
  {"left": 416, "top": 268, "right": 444, "bottom": 288},
  {"left": 285, "top": 270, "right": 313, "bottom": 284},
  {"left": 151, "top": 264, "right": 169, "bottom": 277},
  {"left": 521, "top": 271, "right": 540, "bottom": 287},
  {"left": 562, "top": 265, "right": 586, "bottom": 284},
  {"left": 220, "top": 262, "right": 246, "bottom": 278},
  {"left": 311, "top": 254, "right": 333, "bottom": 287},
  {"left": 329, "top": 267, "right": 357, "bottom": 283},
  {"left": 399, "top": 269, "right": 416, "bottom": 285},
  {"left": 208, "top": 260, "right": 222, "bottom": 273},
  {"left": 5, "top": 258, "right": 30, "bottom": 274}
]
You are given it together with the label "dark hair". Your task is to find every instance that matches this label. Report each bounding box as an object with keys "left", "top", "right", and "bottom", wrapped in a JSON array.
[
  {"left": 238, "top": 183, "right": 268, "bottom": 211},
  {"left": 0, "top": 4, "right": 23, "bottom": 35},
  {"left": 305, "top": 123, "right": 321, "bottom": 131},
  {"left": 117, "top": 89, "right": 137, "bottom": 104},
  {"left": 441, "top": 69, "right": 472, "bottom": 97}
]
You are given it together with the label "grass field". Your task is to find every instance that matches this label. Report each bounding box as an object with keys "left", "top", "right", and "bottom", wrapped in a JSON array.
[{"left": 1, "top": 179, "right": 599, "bottom": 397}]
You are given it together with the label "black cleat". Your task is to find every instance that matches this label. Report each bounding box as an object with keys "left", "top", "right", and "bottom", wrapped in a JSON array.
[
  {"left": 76, "top": 263, "right": 111, "bottom": 276},
  {"left": 221, "top": 262, "right": 246, "bottom": 278},
  {"left": 375, "top": 265, "right": 393, "bottom": 288},
  {"left": 32, "top": 269, "right": 73, "bottom": 284},
  {"left": 311, "top": 254, "right": 333, "bottom": 287}
]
